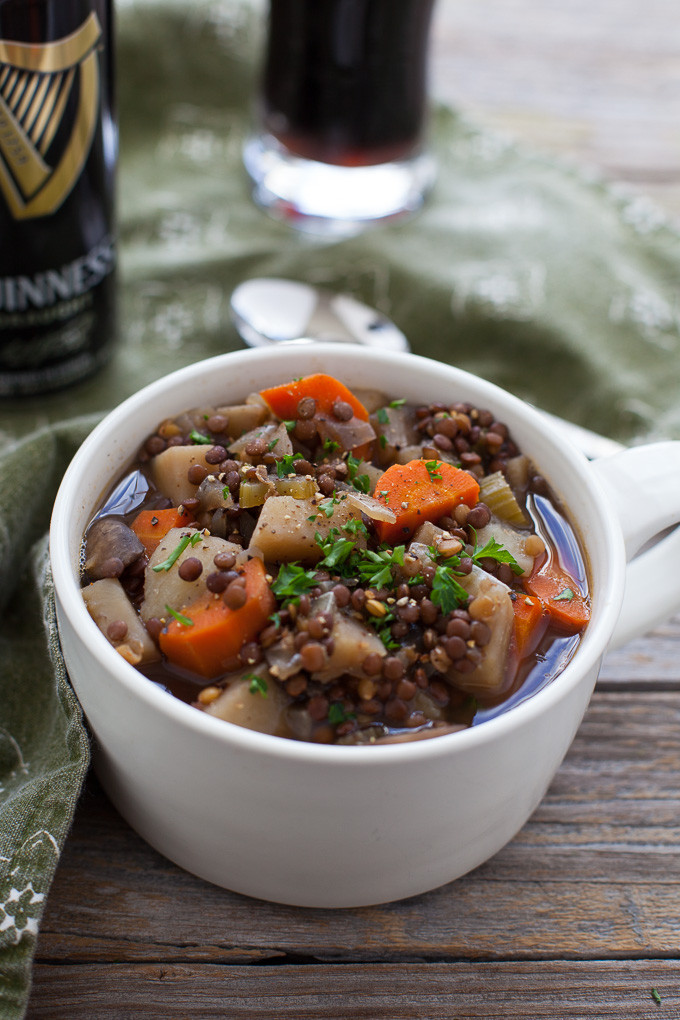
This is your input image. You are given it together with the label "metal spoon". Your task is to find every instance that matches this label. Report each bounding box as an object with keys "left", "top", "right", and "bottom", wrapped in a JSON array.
[
  {"left": 230, "top": 277, "right": 409, "bottom": 352},
  {"left": 229, "top": 277, "right": 623, "bottom": 459}
]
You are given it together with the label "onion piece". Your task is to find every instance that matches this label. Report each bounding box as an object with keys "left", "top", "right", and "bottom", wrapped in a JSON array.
[
  {"left": 195, "top": 476, "right": 234, "bottom": 512},
  {"left": 345, "top": 490, "right": 396, "bottom": 523},
  {"left": 266, "top": 631, "right": 303, "bottom": 681},
  {"left": 316, "top": 415, "right": 376, "bottom": 452},
  {"left": 228, "top": 422, "right": 279, "bottom": 459}
]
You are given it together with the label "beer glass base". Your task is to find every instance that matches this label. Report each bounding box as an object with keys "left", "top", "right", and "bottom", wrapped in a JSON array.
[{"left": 243, "top": 133, "right": 436, "bottom": 236}]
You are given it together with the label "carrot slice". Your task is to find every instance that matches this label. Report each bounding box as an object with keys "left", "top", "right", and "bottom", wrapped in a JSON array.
[
  {"left": 159, "top": 558, "right": 275, "bottom": 678},
  {"left": 511, "top": 592, "right": 548, "bottom": 660},
  {"left": 523, "top": 564, "right": 590, "bottom": 633},
  {"left": 260, "top": 373, "right": 369, "bottom": 422},
  {"left": 131, "top": 507, "right": 195, "bottom": 555},
  {"left": 373, "top": 460, "right": 480, "bottom": 544}
]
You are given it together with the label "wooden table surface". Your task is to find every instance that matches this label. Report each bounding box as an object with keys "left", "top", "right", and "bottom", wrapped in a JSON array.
[{"left": 27, "top": 2, "right": 680, "bottom": 1017}]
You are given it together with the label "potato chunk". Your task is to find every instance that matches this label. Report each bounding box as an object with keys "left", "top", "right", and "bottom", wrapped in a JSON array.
[
  {"left": 453, "top": 568, "right": 514, "bottom": 695},
  {"left": 203, "top": 671, "right": 288, "bottom": 735},
  {"left": 150, "top": 445, "right": 214, "bottom": 504},
  {"left": 83, "top": 577, "right": 159, "bottom": 665},
  {"left": 221, "top": 402, "right": 268, "bottom": 438},
  {"left": 140, "top": 527, "right": 241, "bottom": 623},
  {"left": 249, "top": 495, "right": 363, "bottom": 564}
]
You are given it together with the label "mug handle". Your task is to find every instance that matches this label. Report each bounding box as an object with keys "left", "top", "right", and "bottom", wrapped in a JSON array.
[{"left": 589, "top": 442, "right": 680, "bottom": 650}]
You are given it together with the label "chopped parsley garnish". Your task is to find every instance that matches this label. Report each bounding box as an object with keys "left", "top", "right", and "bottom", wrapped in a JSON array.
[
  {"left": 276, "top": 452, "right": 303, "bottom": 477},
  {"left": 323, "top": 438, "right": 341, "bottom": 454},
  {"left": 342, "top": 517, "right": 369, "bottom": 539},
  {"left": 164, "top": 604, "right": 193, "bottom": 626},
  {"left": 346, "top": 454, "right": 371, "bottom": 493},
  {"left": 472, "top": 535, "right": 524, "bottom": 576},
  {"left": 370, "top": 609, "right": 399, "bottom": 650},
  {"left": 270, "top": 562, "right": 318, "bottom": 603},
  {"left": 651, "top": 988, "right": 662, "bottom": 1006},
  {"left": 247, "top": 674, "right": 268, "bottom": 697},
  {"left": 356, "top": 546, "right": 405, "bottom": 589},
  {"left": 283, "top": 420, "right": 296, "bottom": 432},
  {"left": 379, "top": 434, "right": 388, "bottom": 449},
  {"left": 425, "top": 459, "right": 443, "bottom": 481},
  {"left": 430, "top": 563, "right": 470, "bottom": 615},
  {"left": 152, "top": 531, "right": 203, "bottom": 572},
  {"left": 328, "top": 702, "right": 354, "bottom": 726},
  {"left": 318, "top": 496, "right": 340, "bottom": 518},
  {"left": 267, "top": 437, "right": 279, "bottom": 451},
  {"left": 554, "top": 587, "right": 575, "bottom": 602},
  {"left": 376, "top": 407, "right": 390, "bottom": 425},
  {"left": 389, "top": 398, "right": 406, "bottom": 408},
  {"left": 189, "top": 429, "right": 212, "bottom": 445},
  {"left": 315, "top": 530, "right": 405, "bottom": 590},
  {"left": 316, "top": 529, "right": 356, "bottom": 570}
]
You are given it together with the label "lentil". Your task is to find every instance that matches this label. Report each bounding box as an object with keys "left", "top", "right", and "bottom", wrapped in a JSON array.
[
  {"left": 178, "top": 557, "right": 203, "bottom": 582},
  {"left": 223, "top": 579, "right": 247, "bottom": 609},
  {"left": 205, "top": 445, "right": 227, "bottom": 465},
  {"left": 106, "top": 620, "right": 128, "bottom": 642},
  {"left": 187, "top": 463, "right": 208, "bottom": 486}
]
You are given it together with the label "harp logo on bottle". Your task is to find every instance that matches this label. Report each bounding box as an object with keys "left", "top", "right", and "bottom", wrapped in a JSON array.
[{"left": 0, "top": 12, "right": 102, "bottom": 220}]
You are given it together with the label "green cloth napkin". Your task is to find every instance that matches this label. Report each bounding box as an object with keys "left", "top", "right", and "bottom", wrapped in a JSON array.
[{"left": 2, "top": 0, "right": 680, "bottom": 1013}]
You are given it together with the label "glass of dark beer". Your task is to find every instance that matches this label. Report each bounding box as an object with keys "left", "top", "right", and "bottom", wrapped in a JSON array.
[{"left": 243, "top": 0, "right": 437, "bottom": 235}]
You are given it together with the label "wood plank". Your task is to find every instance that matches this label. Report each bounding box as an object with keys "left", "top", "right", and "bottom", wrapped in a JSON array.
[
  {"left": 430, "top": 0, "right": 680, "bottom": 218},
  {"left": 27, "top": 961, "right": 680, "bottom": 1019},
  {"left": 599, "top": 615, "right": 680, "bottom": 687},
  {"left": 33, "top": 692, "right": 680, "bottom": 966}
]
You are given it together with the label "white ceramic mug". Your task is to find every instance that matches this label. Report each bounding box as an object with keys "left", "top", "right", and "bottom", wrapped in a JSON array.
[{"left": 50, "top": 345, "right": 680, "bottom": 907}]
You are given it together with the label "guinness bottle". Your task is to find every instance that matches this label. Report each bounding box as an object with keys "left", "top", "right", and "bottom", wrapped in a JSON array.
[{"left": 0, "top": 0, "right": 116, "bottom": 396}]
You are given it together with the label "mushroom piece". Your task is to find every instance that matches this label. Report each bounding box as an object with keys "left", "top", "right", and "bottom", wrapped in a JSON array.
[{"left": 84, "top": 519, "right": 145, "bottom": 580}]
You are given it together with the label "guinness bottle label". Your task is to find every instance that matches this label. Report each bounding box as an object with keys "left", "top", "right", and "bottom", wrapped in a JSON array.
[
  {"left": 0, "top": 2, "right": 116, "bottom": 398},
  {"left": 0, "top": 13, "right": 102, "bottom": 220}
]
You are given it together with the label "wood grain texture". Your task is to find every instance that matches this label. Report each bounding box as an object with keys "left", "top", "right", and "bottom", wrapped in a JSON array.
[
  {"left": 33, "top": 692, "right": 680, "bottom": 967},
  {"left": 431, "top": 0, "right": 680, "bottom": 218},
  {"left": 599, "top": 615, "right": 680, "bottom": 686},
  {"left": 27, "top": 962, "right": 680, "bottom": 1019}
]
